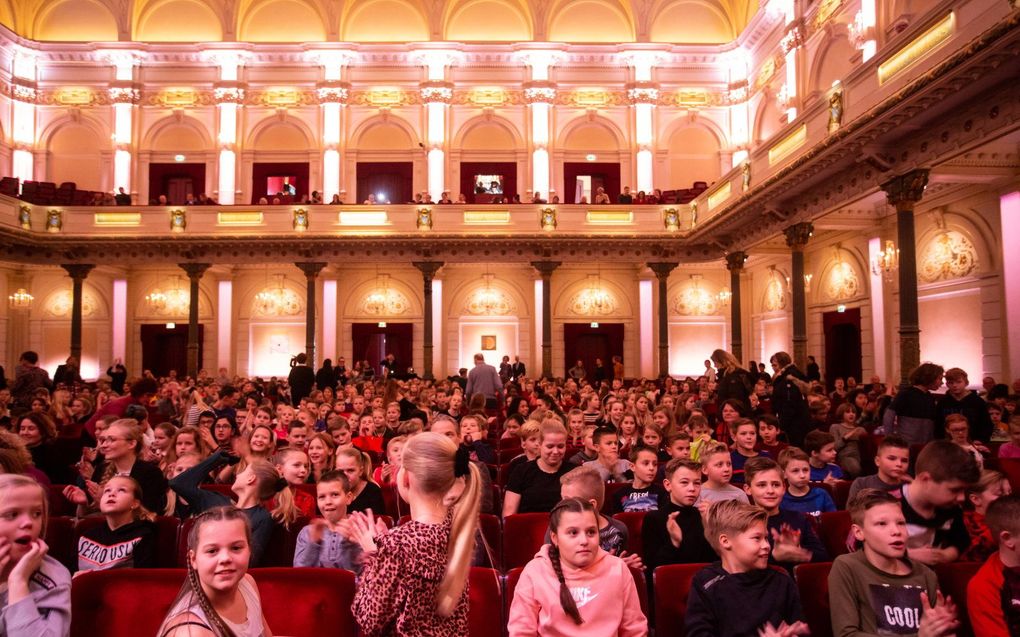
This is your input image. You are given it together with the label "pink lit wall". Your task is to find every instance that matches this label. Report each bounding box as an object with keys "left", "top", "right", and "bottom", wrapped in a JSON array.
[{"left": 1002, "top": 191, "right": 1020, "bottom": 379}]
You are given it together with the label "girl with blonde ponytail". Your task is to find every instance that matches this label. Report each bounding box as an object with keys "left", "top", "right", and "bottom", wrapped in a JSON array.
[{"left": 344, "top": 432, "right": 481, "bottom": 636}]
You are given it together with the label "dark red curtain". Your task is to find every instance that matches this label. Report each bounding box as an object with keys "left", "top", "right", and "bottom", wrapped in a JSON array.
[
  {"left": 250, "top": 162, "right": 309, "bottom": 204},
  {"left": 351, "top": 323, "right": 414, "bottom": 376},
  {"left": 356, "top": 162, "right": 413, "bottom": 204},
  {"left": 562, "top": 162, "right": 621, "bottom": 204},
  {"left": 148, "top": 163, "right": 206, "bottom": 204},
  {"left": 823, "top": 308, "right": 862, "bottom": 390},
  {"left": 459, "top": 162, "right": 518, "bottom": 203},
  {"left": 140, "top": 324, "right": 202, "bottom": 378},
  {"left": 562, "top": 323, "right": 624, "bottom": 378}
]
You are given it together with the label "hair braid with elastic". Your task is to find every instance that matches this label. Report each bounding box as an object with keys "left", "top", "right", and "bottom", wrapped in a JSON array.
[
  {"left": 548, "top": 544, "right": 583, "bottom": 625},
  {"left": 186, "top": 563, "right": 236, "bottom": 637}
]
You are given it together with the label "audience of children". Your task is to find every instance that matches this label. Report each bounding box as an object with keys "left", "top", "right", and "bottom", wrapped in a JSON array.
[{"left": 967, "top": 493, "right": 1020, "bottom": 636}]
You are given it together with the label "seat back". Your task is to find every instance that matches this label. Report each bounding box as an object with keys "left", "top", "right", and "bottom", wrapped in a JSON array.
[
  {"left": 251, "top": 567, "right": 357, "bottom": 636},
  {"left": 71, "top": 569, "right": 181, "bottom": 637},
  {"left": 478, "top": 513, "right": 502, "bottom": 570},
  {"left": 468, "top": 567, "right": 504, "bottom": 637},
  {"left": 47, "top": 484, "right": 78, "bottom": 517},
  {"left": 999, "top": 458, "right": 1020, "bottom": 492},
  {"left": 602, "top": 482, "right": 629, "bottom": 514},
  {"left": 819, "top": 510, "right": 854, "bottom": 557},
  {"left": 794, "top": 562, "right": 833, "bottom": 637},
  {"left": 502, "top": 512, "right": 550, "bottom": 570},
  {"left": 652, "top": 563, "right": 710, "bottom": 637},
  {"left": 935, "top": 561, "right": 982, "bottom": 637},
  {"left": 260, "top": 516, "right": 309, "bottom": 566},
  {"left": 612, "top": 511, "right": 646, "bottom": 557},
  {"left": 45, "top": 516, "right": 78, "bottom": 573}
]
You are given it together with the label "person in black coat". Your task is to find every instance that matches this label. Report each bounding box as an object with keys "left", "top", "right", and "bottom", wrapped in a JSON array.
[
  {"left": 53, "top": 356, "right": 82, "bottom": 387},
  {"left": 711, "top": 349, "right": 754, "bottom": 413},
  {"left": 288, "top": 353, "right": 315, "bottom": 404},
  {"left": 315, "top": 359, "right": 337, "bottom": 393},
  {"left": 806, "top": 355, "right": 822, "bottom": 383},
  {"left": 106, "top": 360, "right": 128, "bottom": 395},
  {"left": 769, "top": 351, "right": 811, "bottom": 447}
]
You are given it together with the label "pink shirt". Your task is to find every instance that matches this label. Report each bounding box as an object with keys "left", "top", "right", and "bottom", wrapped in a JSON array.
[{"left": 997, "top": 442, "right": 1020, "bottom": 458}]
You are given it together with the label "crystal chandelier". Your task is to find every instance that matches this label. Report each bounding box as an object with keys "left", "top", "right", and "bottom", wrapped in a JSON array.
[
  {"left": 146, "top": 276, "right": 189, "bottom": 314},
  {"left": 717, "top": 286, "right": 732, "bottom": 304},
  {"left": 8, "top": 288, "right": 33, "bottom": 309},
  {"left": 871, "top": 239, "right": 899, "bottom": 282},
  {"left": 365, "top": 275, "right": 390, "bottom": 314},
  {"left": 477, "top": 274, "right": 500, "bottom": 313},
  {"left": 256, "top": 274, "right": 289, "bottom": 315},
  {"left": 586, "top": 274, "right": 611, "bottom": 310}
]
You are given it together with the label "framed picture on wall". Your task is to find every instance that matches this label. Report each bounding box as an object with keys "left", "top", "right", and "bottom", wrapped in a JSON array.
[{"left": 481, "top": 335, "right": 497, "bottom": 351}]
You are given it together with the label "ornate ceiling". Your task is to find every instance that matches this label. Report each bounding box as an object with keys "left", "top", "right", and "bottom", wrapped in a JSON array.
[{"left": 0, "top": 0, "right": 759, "bottom": 44}]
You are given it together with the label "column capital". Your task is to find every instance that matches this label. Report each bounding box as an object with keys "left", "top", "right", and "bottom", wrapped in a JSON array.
[
  {"left": 646, "top": 262, "right": 678, "bottom": 280},
  {"left": 295, "top": 262, "right": 327, "bottom": 279},
  {"left": 179, "top": 263, "right": 212, "bottom": 280},
  {"left": 881, "top": 169, "right": 930, "bottom": 211},
  {"left": 531, "top": 261, "right": 562, "bottom": 277},
  {"left": 412, "top": 261, "right": 444, "bottom": 280},
  {"left": 725, "top": 251, "right": 748, "bottom": 271},
  {"left": 784, "top": 222, "right": 814, "bottom": 249},
  {"left": 61, "top": 264, "right": 95, "bottom": 281}
]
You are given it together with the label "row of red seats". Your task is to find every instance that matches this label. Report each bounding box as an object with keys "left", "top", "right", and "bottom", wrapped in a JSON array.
[{"left": 71, "top": 559, "right": 983, "bottom": 637}]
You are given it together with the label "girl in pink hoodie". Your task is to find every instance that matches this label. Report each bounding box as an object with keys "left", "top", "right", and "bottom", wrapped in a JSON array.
[{"left": 507, "top": 497, "right": 648, "bottom": 636}]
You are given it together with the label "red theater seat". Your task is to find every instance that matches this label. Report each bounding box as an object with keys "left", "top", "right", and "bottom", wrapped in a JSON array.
[
  {"left": 478, "top": 513, "right": 502, "bottom": 570},
  {"left": 47, "top": 484, "right": 78, "bottom": 517},
  {"left": 72, "top": 516, "right": 180, "bottom": 570},
  {"left": 260, "top": 516, "right": 309, "bottom": 566},
  {"left": 45, "top": 516, "right": 77, "bottom": 573},
  {"left": 794, "top": 562, "right": 833, "bottom": 637},
  {"left": 612, "top": 511, "right": 646, "bottom": 557},
  {"left": 602, "top": 482, "right": 628, "bottom": 514},
  {"left": 469, "top": 567, "right": 504, "bottom": 637},
  {"left": 999, "top": 458, "right": 1020, "bottom": 492},
  {"left": 253, "top": 567, "right": 357, "bottom": 636},
  {"left": 819, "top": 510, "right": 853, "bottom": 557},
  {"left": 935, "top": 561, "right": 982, "bottom": 637},
  {"left": 502, "top": 513, "right": 550, "bottom": 570},
  {"left": 652, "top": 563, "right": 709, "bottom": 637}
]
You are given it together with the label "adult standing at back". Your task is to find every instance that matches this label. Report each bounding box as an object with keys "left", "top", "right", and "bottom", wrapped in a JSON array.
[
  {"left": 769, "top": 351, "right": 811, "bottom": 447},
  {"left": 466, "top": 353, "right": 504, "bottom": 412},
  {"left": 883, "top": 363, "right": 943, "bottom": 445},
  {"left": 711, "top": 349, "right": 754, "bottom": 413},
  {"left": 10, "top": 351, "right": 52, "bottom": 412},
  {"left": 288, "top": 352, "right": 315, "bottom": 404}
]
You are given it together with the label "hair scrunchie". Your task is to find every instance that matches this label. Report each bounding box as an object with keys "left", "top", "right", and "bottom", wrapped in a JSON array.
[{"left": 454, "top": 445, "right": 472, "bottom": 478}]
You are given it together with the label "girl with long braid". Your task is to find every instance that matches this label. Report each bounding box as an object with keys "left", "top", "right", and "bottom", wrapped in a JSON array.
[
  {"left": 507, "top": 497, "right": 647, "bottom": 636},
  {"left": 157, "top": 506, "right": 272, "bottom": 637}
]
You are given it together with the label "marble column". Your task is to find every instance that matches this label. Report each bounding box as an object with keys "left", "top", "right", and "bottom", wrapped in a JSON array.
[
  {"left": 60, "top": 264, "right": 95, "bottom": 362},
  {"left": 725, "top": 251, "right": 748, "bottom": 362},
  {"left": 881, "top": 169, "right": 929, "bottom": 386},
  {"left": 531, "top": 261, "right": 561, "bottom": 378},
  {"left": 647, "top": 262, "right": 678, "bottom": 378},
  {"left": 296, "top": 262, "right": 327, "bottom": 367},
  {"left": 179, "top": 263, "right": 211, "bottom": 378},
  {"left": 413, "top": 261, "right": 443, "bottom": 380},
  {"left": 784, "top": 223, "right": 813, "bottom": 370}
]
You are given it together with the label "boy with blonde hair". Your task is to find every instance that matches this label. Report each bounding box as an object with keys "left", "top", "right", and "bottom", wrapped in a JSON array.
[
  {"left": 685, "top": 500, "right": 808, "bottom": 636},
  {"left": 552, "top": 466, "right": 642, "bottom": 570},
  {"left": 695, "top": 441, "right": 749, "bottom": 506}
]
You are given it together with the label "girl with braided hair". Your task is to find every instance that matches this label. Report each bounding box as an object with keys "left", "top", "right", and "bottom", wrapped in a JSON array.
[
  {"left": 343, "top": 431, "right": 481, "bottom": 636},
  {"left": 157, "top": 506, "right": 272, "bottom": 637},
  {"left": 507, "top": 497, "right": 647, "bottom": 636}
]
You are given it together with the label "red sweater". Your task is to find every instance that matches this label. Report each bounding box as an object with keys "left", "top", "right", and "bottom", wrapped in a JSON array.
[{"left": 967, "top": 552, "right": 1009, "bottom": 637}]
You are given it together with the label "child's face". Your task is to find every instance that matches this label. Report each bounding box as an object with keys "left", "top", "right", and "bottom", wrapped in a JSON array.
[
  {"left": 503, "top": 420, "right": 521, "bottom": 436},
  {"left": 722, "top": 520, "right": 770, "bottom": 572},
  {"left": 620, "top": 416, "right": 637, "bottom": 436},
  {"left": 386, "top": 405, "right": 400, "bottom": 422},
  {"left": 1010, "top": 425, "right": 1020, "bottom": 446},
  {"left": 331, "top": 427, "right": 352, "bottom": 446},
  {"left": 386, "top": 441, "right": 404, "bottom": 466},
  {"left": 99, "top": 477, "right": 139, "bottom": 515},
  {"left": 189, "top": 519, "right": 250, "bottom": 594},
  {"left": 307, "top": 439, "right": 328, "bottom": 465},
  {"left": 522, "top": 435, "right": 541, "bottom": 457},
  {"left": 461, "top": 420, "right": 480, "bottom": 441},
  {"left": 758, "top": 422, "right": 778, "bottom": 445},
  {"left": 153, "top": 428, "right": 171, "bottom": 450},
  {"left": 539, "top": 433, "right": 567, "bottom": 467},
  {"left": 842, "top": 409, "right": 857, "bottom": 425},
  {"left": 568, "top": 414, "right": 584, "bottom": 434},
  {"left": 170, "top": 455, "right": 200, "bottom": 478},
  {"left": 668, "top": 438, "right": 691, "bottom": 459},
  {"left": 595, "top": 434, "right": 619, "bottom": 460},
  {"left": 278, "top": 453, "right": 309, "bottom": 485},
  {"left": 335, "top": 455, "right": 363, "bottom": 487},
  {"left": 853, "top": 502, "right": 907, "bottom": 561},
  {"left": 918, "top": 476, "right": 969, "bottom": 508},
  {"left": 703, "top": 452, "right": 732, "bottom": 485},
  {"left": 316, "top": 480, "right": 352, "bottom": 523},
  {"left": 876, "top": 446, "right": 909, "bottom": 482},
  {"left": 0, "top": 486, "right": 44, "bottom": 562},
  {"left": 582, "top": 430, "right": 596, "bottom": 453},
  {"left": 692, "top": 424, "right": 712, "bottom": 441},
  {"left": 814, "top": 443, "right": 837, "bottom": 465},
  {"left": 733, "top": 424, "right": 757, "bottom": 452},
  {"left": 289, "top": 428, "right": 309, "bottom": 449},
  {"left": 632, "top": 451, "right": 658, "bottom": 484},
  {"left": 550, "top": 510, "right": 599, "bottom": 569},
  {"left": 250, "top": 428, "right": 272, "bottom": 452},
  {"left": 358, "top": 416, "right": 375, "bottom": 437},
  {"left": 784, "top": 459, "right": 811, "bottom": 489},
  {"left": 666, "top": 467, "right": 702, "bottom": 506},
  {"left": 642, "top": 430, "right": 662, "bottom": 448},
  {"left": 744, "top": 468, "right": 785, "bottom": 512},
  {"left": 969, "top": 478, "right": 1011, "bottom": 516}
]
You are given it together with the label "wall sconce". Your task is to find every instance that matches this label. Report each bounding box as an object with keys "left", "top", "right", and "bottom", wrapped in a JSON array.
[
  {"left": 8, "top": 288, "right": 33, "bottom": 309},
  {"left": 717, "top": 286, "right": 732, "bottom": 304},
  {"left": 540, "top": 208, "right": 557, "bottom": 231},
  {"left": 18, "top": 205, "right": 31, "bottom": 230},
  {"left": 293, "top": 208, "right": 309, "bottom": 232},
  {"left": 46, "top": 210, "right": 62, "bottom": 233},
  {"left": 416, "top": 207, "right": 433, "bottom": 231},
  {"left": 785, "top": 274, "right": 813, "bottom": 293},
  {"left": 662, "top": 208, "right": 680, "bottom": 232},
  {"left": 170, "top": 209, "right": 187, "bottom": 233},
  {"left": 871, "top": 239, "right": 899, "bottom": 281}
]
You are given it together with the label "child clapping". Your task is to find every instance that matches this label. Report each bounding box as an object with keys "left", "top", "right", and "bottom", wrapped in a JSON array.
[{"left": 293, "top": 471, "right": 363, "bottom": 573}]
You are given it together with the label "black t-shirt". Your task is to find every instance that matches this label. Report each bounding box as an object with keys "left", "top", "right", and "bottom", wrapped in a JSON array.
[
  {"left": 349, "top": 481, "right": 387, "bottom": 516},
  {"left": 899, "top": 484, "right": 970, "bottom": 555},
  {"left": 610, "top": 484, "right": 667, "bottom": 514},
  {"left": 506, "top": 459, "right": 574, "bottom": 513},
  {"left": 77, "top": 519, "right": 156, "bottom": 572}
]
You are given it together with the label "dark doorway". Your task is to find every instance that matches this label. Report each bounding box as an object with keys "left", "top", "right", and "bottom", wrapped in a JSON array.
[
  {"left": 563, "top": 323, "right": 625, "bottom": 380},
  {"left": 823, "top": 308, "right": 863, "bottom": 391},
  {"left": 250, "top": 162, "right": 310, "bottom": 204},
  {"left": 351, "top": 323, "right": 413, "bottom": 377},
  {"left": 140, "top": 324, "right": 203, "bottom": 378},
  {"left": 148, "top": 163, "right": 206, "bottom": 205},
  {"left": 562, "top": 162, "right": 621, "bottom": 204},
  {"left": 356, "top": 162, "right": 413, "bottom": 205},
  {"left": 460, "top": 162, "right": 517, "bottom": 203}
]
